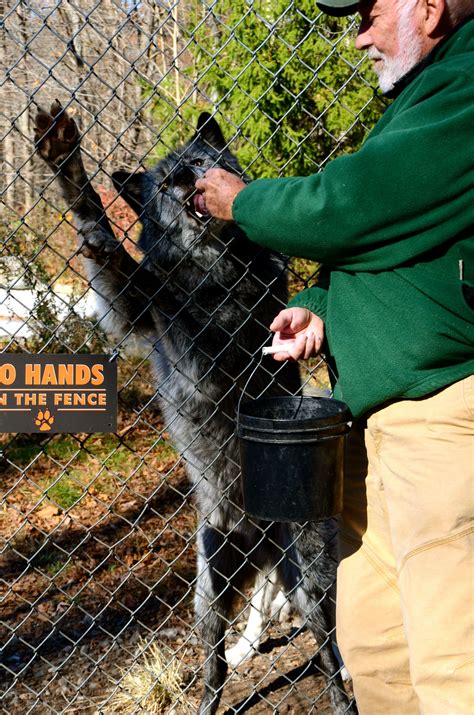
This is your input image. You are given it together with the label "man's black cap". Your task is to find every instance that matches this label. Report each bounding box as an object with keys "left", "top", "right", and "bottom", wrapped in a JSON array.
[{"left": 317, "top": 1, "right": 359, "bottom": 16}]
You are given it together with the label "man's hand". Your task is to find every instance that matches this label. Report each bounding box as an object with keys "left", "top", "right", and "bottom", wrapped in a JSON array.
[
  {"left": 269, "top": 307, "right": 325, "bottom": 362},
  {"left": 195, "top": 168, "right": 246, "bottom": 221}
]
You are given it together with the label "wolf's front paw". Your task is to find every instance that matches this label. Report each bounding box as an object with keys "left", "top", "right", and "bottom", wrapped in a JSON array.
[
  {"left": 34, "top": 101, "right": 80, "bottom": 165},
  {"left": 79, "top": 225, "right": 124, "bottom": 265}
]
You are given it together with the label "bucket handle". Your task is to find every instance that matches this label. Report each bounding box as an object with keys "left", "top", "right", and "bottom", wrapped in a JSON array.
[
  {"left": 236, "top": 346, "right": 337, "bottom": 426},
  {"left": 236, "top": 349, "right": 268, "bottom": 427}
]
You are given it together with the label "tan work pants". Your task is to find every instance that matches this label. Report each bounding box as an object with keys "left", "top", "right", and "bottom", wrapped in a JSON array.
[{"left": 337, "top": 375, "right": 474, "bottom": 715}]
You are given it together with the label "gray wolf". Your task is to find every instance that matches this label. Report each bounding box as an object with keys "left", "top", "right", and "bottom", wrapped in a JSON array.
[{"left": 34, "top": 101, "right": 354, "bottom": 714}]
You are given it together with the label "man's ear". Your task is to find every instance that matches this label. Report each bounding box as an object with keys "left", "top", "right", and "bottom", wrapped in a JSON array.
[
  {"left": 196, "top": 112, "right": 227, "bottom": 151},
  {"left": 423, "top": 0, "right": 447, "bottom": 37},
  {"left": 111, "top": 171, "right": 144, "bottom": 216}
]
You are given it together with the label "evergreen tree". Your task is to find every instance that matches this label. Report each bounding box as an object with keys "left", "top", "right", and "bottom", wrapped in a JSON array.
[{"left": 144, "top": 1, "right": 385, "bottom": 178}]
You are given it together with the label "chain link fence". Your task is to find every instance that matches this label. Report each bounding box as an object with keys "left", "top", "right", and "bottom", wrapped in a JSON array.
[{"left": 1, "top": 2, "right": 384, "bottom": 712}]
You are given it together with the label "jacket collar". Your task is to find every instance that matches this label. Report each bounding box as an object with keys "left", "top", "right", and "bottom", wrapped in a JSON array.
[{"left": 385, "top": 14, "right": 474, "bottom": 99}]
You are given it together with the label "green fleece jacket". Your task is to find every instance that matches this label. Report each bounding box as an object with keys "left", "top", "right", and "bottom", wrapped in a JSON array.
[{"left": 233, "top": 18, "right": 474, "bottom": 418}]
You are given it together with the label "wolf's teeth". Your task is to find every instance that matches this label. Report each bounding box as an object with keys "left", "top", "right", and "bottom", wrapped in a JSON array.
[{"left": 195, "top": 211, "right": 203, "bottom": 218}]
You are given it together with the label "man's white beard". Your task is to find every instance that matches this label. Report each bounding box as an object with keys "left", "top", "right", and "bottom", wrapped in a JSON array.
[{"left": 369, "top": 4, "right": 423, "bottom": 93}]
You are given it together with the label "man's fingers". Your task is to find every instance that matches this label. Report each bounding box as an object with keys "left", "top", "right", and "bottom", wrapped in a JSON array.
[
  {"left": 270, "top": 333, "right": 308, "bottom": 361},
  {"left": 269, "top": 312, "right": 291, "bottom": 332},
  {"left": 195, "top": 177, "right": 206, "bottom": 192},
  {"left": 269, "top": 328, "right": 323, "bottom": 362},
  {"left": 204, "top": 167, "right": 224, "bottom": 179},
  {"left": 193, "top": 168, "right": 244, "bottom": 221},
  {"left": 303, "top": 331, "right": 323, "bottom": 359},
  {"left": 303, "top": 332, "right": 315, "bottom": 360},
  {"left": 195, "top": 168, "right": 230, "bottom": 191},
  {"left": 270, "top": 309, "right": 293, "bottom": 331},
  {"left": 270, "top": 308, "right": 309, "bottom": 333},
  {"left": 272, "top": 351, "right": 295, "bottom": 362}
]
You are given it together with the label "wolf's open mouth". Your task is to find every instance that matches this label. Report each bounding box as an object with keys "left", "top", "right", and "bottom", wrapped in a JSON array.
[{"left": 186, "top": 192, "right": 209, "bottom": 221}]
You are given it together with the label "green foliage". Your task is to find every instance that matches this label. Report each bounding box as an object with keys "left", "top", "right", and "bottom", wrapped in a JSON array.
[
  {"left": 146, "top": 1, "right": 385, "bottom": 178},
  {"left": 45, "top": 475, "right": 84, "bottom": 510},
  {"left": 46, "top": 435, "right": 83, "bottom": 463},
  {"left": 4, "top": 442, "right": 43, "bottom": 467}
]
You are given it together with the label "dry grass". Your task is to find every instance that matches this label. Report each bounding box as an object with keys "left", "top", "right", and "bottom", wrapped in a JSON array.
[{"left": 108, "top": 640, "right": 190, "bottom": 714}]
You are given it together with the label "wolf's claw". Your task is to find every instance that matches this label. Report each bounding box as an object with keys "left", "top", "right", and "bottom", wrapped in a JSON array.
[
  {"left": 78, "top": 227, "right": 122, "bottom": 264},
  {"left": 34, "top": 101, "right": 80, "bottom": 165}
]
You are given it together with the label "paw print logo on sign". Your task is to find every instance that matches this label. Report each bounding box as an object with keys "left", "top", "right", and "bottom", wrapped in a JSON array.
[{"left": 35, "top": 409, "right": 55, "bottom": 431}]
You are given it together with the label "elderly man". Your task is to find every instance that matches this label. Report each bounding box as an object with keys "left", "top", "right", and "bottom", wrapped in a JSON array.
[{"left": 196, "top": 0, "right": 474, "bottom": 712}]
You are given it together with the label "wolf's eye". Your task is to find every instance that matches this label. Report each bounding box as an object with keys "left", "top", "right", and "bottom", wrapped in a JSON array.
[{"left": 191, "top": 159, "right": 204, "bottom": 167}]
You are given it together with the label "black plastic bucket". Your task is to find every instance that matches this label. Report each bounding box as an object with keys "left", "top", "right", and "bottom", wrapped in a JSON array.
[{"left": 238, "top": 396, "right": 351, "bottom": 522}]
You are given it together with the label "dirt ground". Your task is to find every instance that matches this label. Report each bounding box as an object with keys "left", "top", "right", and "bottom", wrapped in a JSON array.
[
  {"left": 0, "top": 358, "right": 350, "bottom": 714},
  {"left": 2, "top": 616, "right": 341, "bottom": 713}
]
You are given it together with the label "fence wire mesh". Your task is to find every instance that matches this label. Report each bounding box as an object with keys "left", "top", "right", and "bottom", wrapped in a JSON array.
[{"left": 1, "top": 2, "right": 384, "bottom": 712}]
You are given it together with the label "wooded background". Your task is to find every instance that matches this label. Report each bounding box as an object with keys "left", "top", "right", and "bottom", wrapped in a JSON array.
[{"left": 1, "top": 2, "right": 385, "bottom": 713}]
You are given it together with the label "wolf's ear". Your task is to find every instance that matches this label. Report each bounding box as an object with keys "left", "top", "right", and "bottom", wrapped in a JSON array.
[
  {"left": 111, "top": 171, "right": 144, "bottom": 216},
  {"left": 196, "top": 112, "right": 226, "bottom": 151}
]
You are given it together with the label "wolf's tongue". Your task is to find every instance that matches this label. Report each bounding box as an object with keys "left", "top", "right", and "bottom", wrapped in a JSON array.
[{"left": 193, "top": 193, "right": 209, "bottom": 216}]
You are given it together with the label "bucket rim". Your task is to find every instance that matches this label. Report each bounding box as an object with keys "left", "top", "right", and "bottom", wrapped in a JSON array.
[
  {"left": 238, "top": 395, "right": 351, "bottom": 431},
  {"left": 238, "top": 425, "right": 351, "bottom": 444}
]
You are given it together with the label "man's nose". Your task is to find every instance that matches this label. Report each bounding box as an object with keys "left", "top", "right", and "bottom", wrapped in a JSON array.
[{"left": 355, "top": 18, "right": 372, "bottom": 50}]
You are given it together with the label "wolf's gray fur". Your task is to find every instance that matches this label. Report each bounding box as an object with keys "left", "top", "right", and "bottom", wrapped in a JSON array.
[{"left": 34, "top": 103, "right": 355, "bottom": 714}]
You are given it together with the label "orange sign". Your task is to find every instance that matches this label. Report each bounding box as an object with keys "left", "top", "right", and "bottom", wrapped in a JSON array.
[{"left": 0, "top": 355, "right": 117, "bottom": 433}]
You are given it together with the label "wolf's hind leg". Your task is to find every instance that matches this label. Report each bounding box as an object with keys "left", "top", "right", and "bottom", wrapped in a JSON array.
[{"left": 195, "top": 524, "right": 252, "bottom": 715}]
